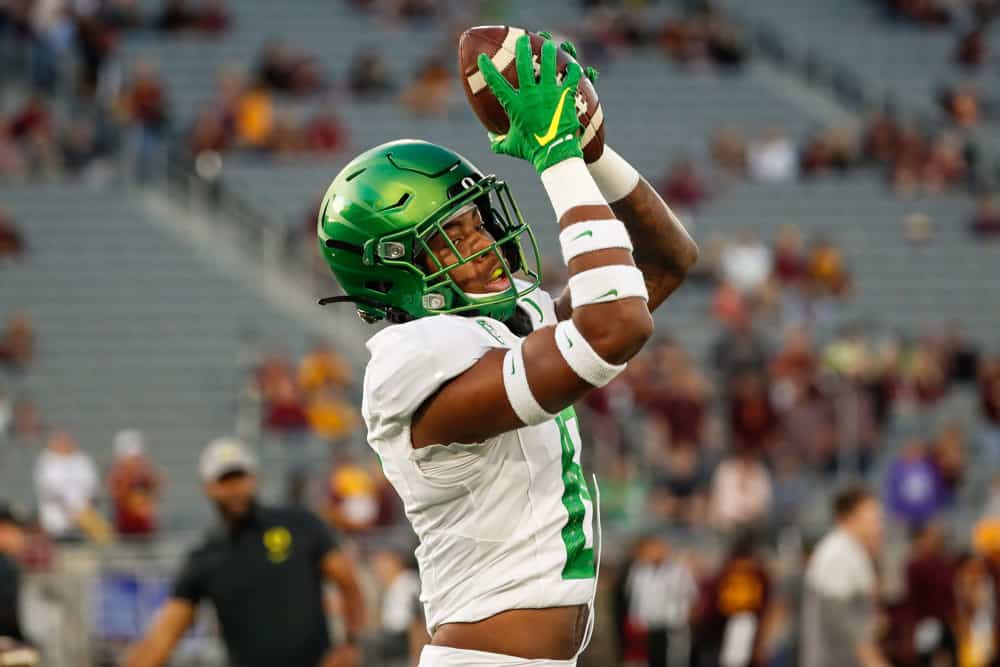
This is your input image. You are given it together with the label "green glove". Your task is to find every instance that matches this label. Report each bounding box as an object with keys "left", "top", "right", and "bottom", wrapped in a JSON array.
[
  {"left": 478, "top": 34, "right": 583, "bottom": 174},
  {"left": 538, "top": 32, "right": 600, "bottom": 83}
]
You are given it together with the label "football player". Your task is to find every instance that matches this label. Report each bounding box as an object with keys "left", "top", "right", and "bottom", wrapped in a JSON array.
[{"left": 318, "top": 34, "right": 698, "bottom": 667}]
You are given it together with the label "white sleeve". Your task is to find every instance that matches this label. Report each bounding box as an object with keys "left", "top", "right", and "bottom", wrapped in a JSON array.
[{"left": 363, "top": 316, "right": 507, "bottom": 442}]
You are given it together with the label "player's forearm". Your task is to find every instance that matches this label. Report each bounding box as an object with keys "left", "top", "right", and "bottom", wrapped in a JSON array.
[
  {"left": 324, "top": 551, "right": 366, "bottom": 636},
  {"left": 856, "top": 642, "right": 891, "bottom": 667},
  {"left": 540, "top": 158, "right": 653, "bottom": 364},
  {"left": 588, "top": 147, "right": 699, "bottom": 311},
  {"left": 121, "top": 636, "right": 172, "bottom": 667}
]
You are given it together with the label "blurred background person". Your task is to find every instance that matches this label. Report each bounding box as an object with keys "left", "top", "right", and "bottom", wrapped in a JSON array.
[
  {"left": 617, "top": 534, "right": 697, "bottom": 667},
  {"left": 690, "top": 533, "right": 773, "bottom": 667},
  {"left": 0, "top": 503, "right": 27, "bottom": 645},
  {"left": 106, "top": 429, "right": 162, "bottom": 539},
  {"left": 367, "top": 543, "right": 424, "bottom": 667},
  {"left": 33, "top": 430, "right": 100, "bottom": 543},
  {"left": 801, "top": 485, "right": 888, "bottom": 667},
  {"left": 123, "top": 437, "right": 365, "bottom": 667}
]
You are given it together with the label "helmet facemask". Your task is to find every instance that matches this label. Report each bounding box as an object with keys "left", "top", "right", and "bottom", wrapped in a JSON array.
[{"left": 375, "top": 175, "right": 542, "bottom": 322}]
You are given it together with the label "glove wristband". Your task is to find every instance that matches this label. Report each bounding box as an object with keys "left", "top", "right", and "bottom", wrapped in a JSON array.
[
  {"left": 540, "top": 157, "right": 605, "bottom": 221},
  {"left": 587, "top": 145, "right": 639, "bottom": 204}
]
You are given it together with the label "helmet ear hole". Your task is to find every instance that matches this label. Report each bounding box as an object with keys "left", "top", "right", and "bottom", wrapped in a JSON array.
[{"left": 364, "top": 280, "right": 393, "bottom": 294}]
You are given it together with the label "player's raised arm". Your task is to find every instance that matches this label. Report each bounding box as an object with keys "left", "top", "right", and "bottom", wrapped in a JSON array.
[
  {"left": 409, "top": 36, "right": 653, "bottom": 447},
  {"left": 541, "top": 44, "right": 698, "bottom": 320},
  {"left": 574, "top": 151, "right": 698, "bottom": 314}
]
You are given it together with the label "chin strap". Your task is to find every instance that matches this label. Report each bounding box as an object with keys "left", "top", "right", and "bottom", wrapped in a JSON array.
[{"left": 317, "top": 295, "right": 413, "bottom": 324}]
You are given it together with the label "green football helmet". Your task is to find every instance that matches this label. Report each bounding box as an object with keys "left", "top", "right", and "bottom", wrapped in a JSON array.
[{"left": 317, "top": 139, "right": 541, "bottom": 323}]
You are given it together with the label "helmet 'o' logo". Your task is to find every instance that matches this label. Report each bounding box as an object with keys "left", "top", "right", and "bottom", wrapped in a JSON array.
[{"left": 461, "top": 176, "right": 477, "bottom": 190}]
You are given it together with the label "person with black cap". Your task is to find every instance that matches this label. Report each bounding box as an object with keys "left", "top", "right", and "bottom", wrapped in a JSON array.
[
  {"left": 123, "top": 437, "right": 366, "bottom": 667},
  {"left": 0, "top": 502, "right": 27, "bottom": 643},
  {"left": 0, "top": 501, "right": 39, "bottom": 667}
]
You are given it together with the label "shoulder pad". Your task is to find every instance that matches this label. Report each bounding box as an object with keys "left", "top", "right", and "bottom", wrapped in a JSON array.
[
  {"left": 515, "top": 283, "right": 558, "bottom": 330},
  {"left": 363, "top": 315, "right": 510, "bottom": 439}
]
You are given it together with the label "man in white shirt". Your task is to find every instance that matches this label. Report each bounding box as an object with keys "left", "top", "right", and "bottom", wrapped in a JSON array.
[
  {"left": 710, "top": 452, "right": 773, "bottom": 532},
  {"left": 720, "top": 234, "right": 772, "bottom": 295},
  {"left": 748, "top": 130, "right": 798, "bottom": 183},
  {"left": 624, "top": 535, "right": 697, "bottom": 667},
  {"left": 801, "top": 485, "right": 889, "bottom": 667},
  {"left": 33, "top": 430, "right": 98, "bottom": 541}
]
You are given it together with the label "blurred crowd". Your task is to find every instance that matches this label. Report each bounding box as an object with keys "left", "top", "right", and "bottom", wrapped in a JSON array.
[
  {"left": 866, "top": 0, "right": 1000, "bottom": 131},
  {"left": 696, "top": 114, "right": 975, "bottom": 199},
  {"left": 0, "top": 0, "right": 232, "bottom": 95},
  {"left": 572, "top": 1, "right": 750, "bottom": 70}
]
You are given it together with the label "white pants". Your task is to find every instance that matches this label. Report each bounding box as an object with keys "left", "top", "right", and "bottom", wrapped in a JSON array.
[{"left": 418, "top": 645, "right": 577, "bottom": 666}]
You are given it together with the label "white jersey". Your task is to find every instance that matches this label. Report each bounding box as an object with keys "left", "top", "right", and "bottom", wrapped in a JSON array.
[{"left": 362, "top": 286, "right": 597, "bottom": 635}]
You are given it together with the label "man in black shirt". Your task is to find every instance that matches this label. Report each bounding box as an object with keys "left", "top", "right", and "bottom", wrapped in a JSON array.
[
  {"left": 123, "top": 438, "right": 365, "bottom": 667},
  {"left": 0, "top": 503, "right": 27, "bottom": 642}
]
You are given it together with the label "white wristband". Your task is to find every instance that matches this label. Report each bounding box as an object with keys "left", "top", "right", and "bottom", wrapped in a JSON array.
[
  {"left": 568, "top": 265, "right": 648, "bottom": 309},
  {"left": 555, "top": 320, "right": 627, "bottom": 387},
  {"left": 587, "top": 146, "right": 639, "bottom": 204},
  {"left": 502, "top": 341, "right": 556, "bottom": 426},
  {"left": 559, "top": 219, "right": 634, "bottom": 264},
  {"left": 540, "top": 157, "right": 606, "bottom": 221}
]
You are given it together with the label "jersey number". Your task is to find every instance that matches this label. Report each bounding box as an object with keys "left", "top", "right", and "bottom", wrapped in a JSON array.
[{"left": 556, "top": 408, "right": 595, "bottom": 580}]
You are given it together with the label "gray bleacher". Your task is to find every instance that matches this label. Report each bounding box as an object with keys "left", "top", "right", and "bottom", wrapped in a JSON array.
[
  {"left": 719, "top": 0, "right": 1000, "bottom": 153},
  {"left": 3, "top": 0, "right": 993, "bottom": 533},
  {"left": 0, "top": 182, "right": 321, "bottom": 526},
  {"left": 118, "top": 0, "right": 996, "bottom": 348},
  {"left": 697, "top": 175, "right": 998, "bottom": 342}
]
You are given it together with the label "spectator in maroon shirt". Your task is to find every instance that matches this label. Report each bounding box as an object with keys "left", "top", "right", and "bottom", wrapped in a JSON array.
[
  {"left": 864, "top": 111, "right": 902, "bottom": 165},
  {"left": 771, "top": 225, "right": 807, "bottom": 286},
  {"left": 195, "top": 0, "right": 230, "bottom": 34},
  {"left": 658, "top": 159, "right": 709, "bottom": 211},
  {"left": 263, "top": 374, "right": 309, "bottom": 435},
  {"left": 691, "top": 533, "right": 772, "bottom": 667},
  {"left": 107, "top": 430, "right": 162, "bottom": 538},
  {"left": 971, "top": 193, "right": 1000, "bottom": 239},
  {"left": 905, "top": 520, "right": 958, "bottom": 664},
  {"left": 0, "top": 312, "right": 35, "bottom": 372},
  {"left": 189, "top": 109, "right": 229, "bottom": 154},
  {"left": 728, "top": 372, "right": 778, "bottom": 456},
  {"left": 262, "top": 373, "right": 311, "bottom": 505},
  {"left": 982, "top": 357, "right": 1000, "bottom": 424},
  {"left": 931, "top": 422, "right": 966, "bottom": 501},
  {"left": 120, "top": 62, "right": 170, "bottom": 181},
  {"left": 908, "top": 343, "right": 949, "bottom": 406},
  {"left": 7, "top": 94, "right": 58, "bottom": 176},
  {"left": 955, "top": 27, "right": 987, "bottom": 68},
  {"left": 7, "top": 95, "right": 52, "bottom": 141},
  {"left": 303, "top": 111, "right": 346, "bottom": 154},
  {"left": 770, "top": 325, "right": 816, "bottom": 388},
  {"left": 122, "top": 62, "right": 169, "bottom": 131},
  {"left": 0, "top": 209, "right": 25, "bottom": 260},
  {"left": 648, "top": 366, "right": 710, "bottom": 448}
]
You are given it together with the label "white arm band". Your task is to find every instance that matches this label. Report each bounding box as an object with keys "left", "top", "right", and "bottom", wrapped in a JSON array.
[
  {"left": 559, "top": 219, "right": 634, "bottom": 264},
  {"left": 502, "top": 340, "right": 556, "bottom": 426},
  {"left": 540, "top": 157, "right": 606, "bottom": 221},
  {"left": 555, "top": 320, "right": 627, "bottom": 387},
  {"left": 587, "top": 146, "right": 640, "bottom": 204},
  {"left": 568, "top": 265, "right": 649, "bottom": 309}
]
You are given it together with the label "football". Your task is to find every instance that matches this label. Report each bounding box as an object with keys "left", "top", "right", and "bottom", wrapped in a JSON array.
[{"left": 458, "top": 25, "right": 606, "bottom": 163}]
